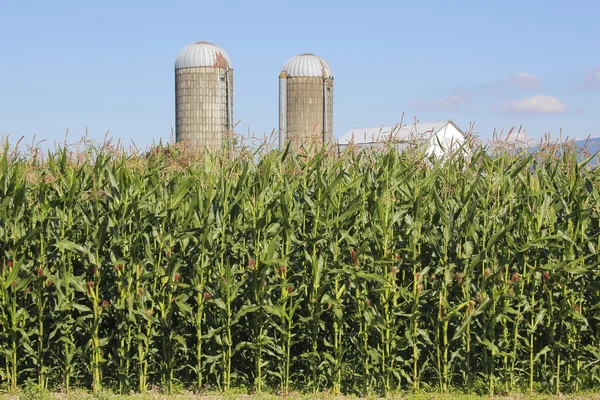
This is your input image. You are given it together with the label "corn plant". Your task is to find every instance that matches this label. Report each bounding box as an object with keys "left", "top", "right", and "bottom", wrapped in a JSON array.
[{"left": 0, "top": 136, "right": 599, "bottom": 396}]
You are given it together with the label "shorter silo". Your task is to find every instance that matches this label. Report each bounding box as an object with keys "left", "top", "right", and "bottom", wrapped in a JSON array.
[
  {"left": 279, "top": 53, "right": 334, "bottom": 150},
  {"left": 174, "top": 41, "right": 233, "bottom": 152}
]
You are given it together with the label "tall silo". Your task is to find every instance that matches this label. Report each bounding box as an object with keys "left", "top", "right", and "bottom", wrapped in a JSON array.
[
  {"left": 174, "top": 41, "right": 233, "bottom": 152},
  {"left": 279, "top": 53, "right": 334, "bottom": 150}
]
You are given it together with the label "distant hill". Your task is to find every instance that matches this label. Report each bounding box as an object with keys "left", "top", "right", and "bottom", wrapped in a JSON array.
[
  {"left": 526, "top": 137, "right": 600, "bottom": 166},
  {"left": 574, "top": 137, "right": 600, "bottom": 162}
]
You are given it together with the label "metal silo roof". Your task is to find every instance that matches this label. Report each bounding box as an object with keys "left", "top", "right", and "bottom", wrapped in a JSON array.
[
  {"left": 281, "top": 53, "right": 333, "bottom": 77},
  {"left": 175, "top": 41, "right": 232, "bottom": 69}
]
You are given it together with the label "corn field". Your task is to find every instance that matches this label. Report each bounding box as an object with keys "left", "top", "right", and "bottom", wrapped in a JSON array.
[{"left": 0, "top": 138, "right": 599, "bottom": 396}]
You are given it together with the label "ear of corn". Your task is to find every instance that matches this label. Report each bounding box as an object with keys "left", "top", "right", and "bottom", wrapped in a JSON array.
[{"left": 0, "top": 138, "right": 599, "bottom": 395}]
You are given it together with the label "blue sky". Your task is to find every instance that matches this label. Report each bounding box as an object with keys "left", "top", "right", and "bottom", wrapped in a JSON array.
[{"left": 1, "top": 0, "right": 599, "bottom": 151}]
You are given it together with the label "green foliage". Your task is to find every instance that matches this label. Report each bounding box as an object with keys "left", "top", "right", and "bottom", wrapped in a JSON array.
[{"left": 0, "top": 139, "right": 599, "bottom": 396}]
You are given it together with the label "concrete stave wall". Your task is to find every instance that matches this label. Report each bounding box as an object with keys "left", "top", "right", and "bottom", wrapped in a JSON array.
[
  {"left": 285, "top": 76, "right": 334, "bottom": 150},
  {"left": 175, "top": 66, "right": 233, "bottom": 152}
]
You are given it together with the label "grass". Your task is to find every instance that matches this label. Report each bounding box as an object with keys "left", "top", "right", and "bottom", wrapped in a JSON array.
[{"left": 2, "top": 389, "right": 600, "bottom": 400}]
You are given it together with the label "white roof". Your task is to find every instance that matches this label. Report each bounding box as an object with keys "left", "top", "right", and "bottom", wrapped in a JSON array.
[
  {"left": 339, "top": 121, "right": 458, "bottom": 145},
  {"left": 175, "top": 41, "right": 232, "bottom": 70},
  {"left": 281, "top": 53, "right": 333, "bottom": 77}
]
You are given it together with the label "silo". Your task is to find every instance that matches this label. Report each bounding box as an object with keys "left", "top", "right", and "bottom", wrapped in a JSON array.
[
  {"left": 175, "top": 41, "right": 233, "bottom": 152},
  {"left": 279, "top": 53, "right": 334, "bottom": 150}
]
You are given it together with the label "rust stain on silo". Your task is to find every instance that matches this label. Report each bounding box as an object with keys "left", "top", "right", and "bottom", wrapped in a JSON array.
[{"left": 215, "top": 52, "right": 227, "bottom": 68}]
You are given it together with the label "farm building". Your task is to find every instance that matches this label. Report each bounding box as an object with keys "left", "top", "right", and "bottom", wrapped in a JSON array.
[{"left": 338, "top": 120, "right": 468, "bottom": 158}]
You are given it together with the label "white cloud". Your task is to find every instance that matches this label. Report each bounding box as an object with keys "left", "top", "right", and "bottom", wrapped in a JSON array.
[
  {"left": 480, "top": 72, "right": 541, "bottom": 97},
  {"left": 496, "top": 95, "right": 568, "bottom": 114},
  {"left": 503, "top": 72, "right": 541, "bottom": 90},
  {"left": 585, "top": 67, "right": 600, "bottom": 88},
  {"left": 409, "top": 72, "right": 544, "bottom": 113},
  {"left": 409, "top": 90, "right": 472, "bottom": 111}
]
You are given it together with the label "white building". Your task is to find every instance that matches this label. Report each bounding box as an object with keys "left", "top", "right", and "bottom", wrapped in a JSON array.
[{"left": 338, "top": 120, "right": 469, "bottom": 158}]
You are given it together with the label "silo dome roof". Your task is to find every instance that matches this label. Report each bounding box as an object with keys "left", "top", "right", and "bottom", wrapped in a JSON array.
[
  {"left": 281, "top": 53, "right": 333, "bottom": 77},
  {"left": 175, "top": 41, "right": 232, "bottom": 69}
]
